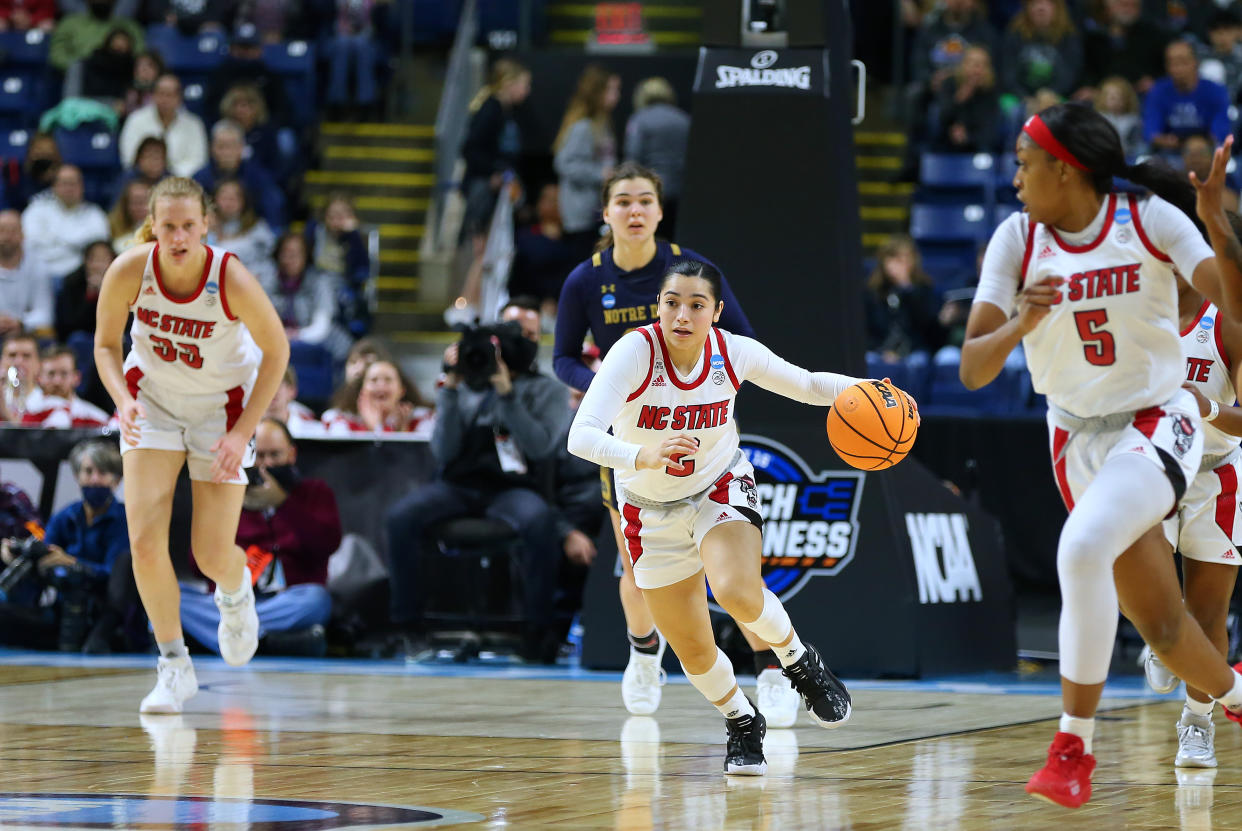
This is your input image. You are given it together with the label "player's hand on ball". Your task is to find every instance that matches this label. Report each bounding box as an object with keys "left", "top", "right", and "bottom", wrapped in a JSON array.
[
  {"left": 1181, "top": 382, "right": 1212, "bottom": 418},
  {"left": 637, "top": 434, "right": 699, "bottom": 471},
  {"left": 118, "top": 396, "right": 145, "bottom": 446},
  {"left": 1016, "top": 276, "right": 1064, "bottom": 334},
  {"left": 210, "top": 429, "right": 249, "bottom": 483},
  {"left": 880, "top": 377, "right": 921, "bottom": 427}
]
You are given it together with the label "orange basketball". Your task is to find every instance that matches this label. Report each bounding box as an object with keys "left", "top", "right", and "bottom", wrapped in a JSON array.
[{"left": 826, "top": 380, "right": 918, "bottom": 470}]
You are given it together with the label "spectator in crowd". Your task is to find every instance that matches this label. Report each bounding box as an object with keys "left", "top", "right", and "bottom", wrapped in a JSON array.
[
  {"left": 0, "top": 479, "right": 48, "bottom": 646},
  {"left": 908, "top": 0, "right": 997, "bottom": 106},
  {"left": 21, "top": 164, "right": 110, "bottom": 282},
  {"left": 509, "top": 183, "right": 577, "bottom": 326},
  {"left": 936, "top": 246, "right": 984, "bottom": 360},
  {"left": 81, "top": 25, "right": 136, "bottom": 108},
  {"left": 341, "top": 335, "right": 391, "bottom": 385},
  {"left": 262, "top": 232, "right": 350, "bottom": 362},
  {"left": 0, "top": 209, "right": 53, "bottom": 338},
  {"left": 3, "top": 132, "right": 61, "bottom": 212},
  {"left": 623, "top": 77, "right": 690, "bottom": 239},
  {"left": 119, "top": 136, "right": 170, "bottom": 192},
  {"left": 180, "top": 419, "right": 340, "bottom": 657},
  {"left": 1079, "top": 0, "right": 1170, "bottom": 97},
  {"left": 49, "top": 0, "right": 144, "bottom": 73},
  {"left": 219, "top": 83, "right": 285, "bottom": 180},
  {"left": 322, "top": 358, "right": 432, "bottom": 435},
  {"left": 0, "top": 332, "right": 40, "bottom": 421},
  {"left": 325, "top": 0, "right": 381, "bottom": 120},
  {"left": 1000, "top": 0, "right": 1083, "bottom": 105},
  {"left": 0, "top": 0, "right": 55, "bottom": 31},
  {"left": 55, "top": 240, "right": 113, "bottom": 343},
  {"left": 21, "top": 345, "right": 109, "bottom": 427},
  {"left": 119, "top": 74, "right": 208, "bottom": 177},
  {"left": 193, "top": 120, "right": 284, "bottom": 230},
  {"left": 1182, "top": 132, "right": 1239, "bottom": 210},
  {"left": 139, "top": 0, "right": 235, "bottom": 34},
  {"left": 304, "top": 193, "right": 370, "bottom": 337},
  {"left": 108, "top": 180, "right": 149, "bottom": 252},
  {"left": 265, "top": 366, "right": 325, "bottom": 437},
  {"left": 1196, "top": 9, "right": 1242, "bottom": 101},
  {"left": 205, "top": 25, "right": 292, "bottom": 132},
  {"left": 864, "top": 233, "right": 943, "bottom": 360},
  {"left": 448, "top": 59, "right": 532, "bottom": 325},
  {"left": 208, "top": 179, "right": 276, "bottom": 285},
  {"left": 1094, "top": 75, "right": 1146, "bottom": 158},
  {"left": 385, "top": 298, "right": 567, "bottom": 662},
  {"left": 1144, "top": 39, "right": 1232, "bottom": 151},
  {"left": 123, "top": 49, "right": 163, "bottom": 118},
  {"left": 554, "top": 64, "right": 621, "bottom": 263},
  {"left": 934, "top": 45, "right": 1001, "bottom": 152},
  {"left": 0, "top": 440, "right": 136, "bottom": 652}
]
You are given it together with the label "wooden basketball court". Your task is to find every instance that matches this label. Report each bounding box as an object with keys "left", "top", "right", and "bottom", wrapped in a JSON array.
[{"left": 0, "top": 652, "right": 1239, "bottom": 829}]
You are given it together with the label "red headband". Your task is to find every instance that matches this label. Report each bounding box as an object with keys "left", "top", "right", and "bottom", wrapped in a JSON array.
[{"left": 1022, "top": 114, "right": 1088, "bottom": 171}]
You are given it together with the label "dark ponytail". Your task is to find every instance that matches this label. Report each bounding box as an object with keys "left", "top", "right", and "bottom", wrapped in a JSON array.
[
  {"left": 661, "top": 258, "right": 723, "bottom": 304},
  {"left": 1036, "top": 102, "right": 1201, "bottom": 230},
  {"left": 595, "top": 161, "right": 666, "bottom": 253}
]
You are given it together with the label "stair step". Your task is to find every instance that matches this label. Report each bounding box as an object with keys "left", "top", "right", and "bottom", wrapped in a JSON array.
[
  {"left": 307, "top": 194, "right": 430, "bottom": 211},
  {"left": 379, "top": 249, "right": 421, "bottom": 264},
  {"left": 323, "top": 145, "right": 436, "bottom": 164},
  {"left": 376, "top": 276, "right": 421, "bottom": 291},
  {"left": 305, "top": 170, "right": 435, "bottom": 188},
  {"left": 378, "top": 223, "right": 424, "bottom": 238},
  {"left": 320, "top": 122, "right": 435, "bottom": 138}
]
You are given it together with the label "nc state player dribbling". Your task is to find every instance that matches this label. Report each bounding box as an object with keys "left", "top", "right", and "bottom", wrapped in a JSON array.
[
  {"left": 962, "top": 103, "right": 1242, "bottom": 808},
  {"left": 94, "top": 177, "right": 289, "bottom": 714}
]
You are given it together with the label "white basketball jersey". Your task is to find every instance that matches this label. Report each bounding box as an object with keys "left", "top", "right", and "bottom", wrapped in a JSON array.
[
  {"left": 124, "top": 244, "right": 260, "bottom": 396},
  {"left": 611, "top": 323, "right": 743, "bottom": 502},
  {"left": 1181, "top": 300, "right": 1239, "bottom": 457},
  {"left": 1020, "top": 193, "right": 1183, "bottom": 417}
]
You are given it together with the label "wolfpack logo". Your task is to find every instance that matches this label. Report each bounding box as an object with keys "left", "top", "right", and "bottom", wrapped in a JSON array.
[
  {"left": 733, "top": 435, "right": 865, "bottom": 603},
  {"left": 905, "top": 513, "right": 982, "bottom": 604},
  {"left": 1172, "top": 414, "right": 1196, "bottom": 459}
]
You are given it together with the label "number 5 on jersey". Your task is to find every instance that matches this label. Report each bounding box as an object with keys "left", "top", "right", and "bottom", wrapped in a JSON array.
[{"left": 1073, "top": 309, "right": 1116, "bottom": 366}]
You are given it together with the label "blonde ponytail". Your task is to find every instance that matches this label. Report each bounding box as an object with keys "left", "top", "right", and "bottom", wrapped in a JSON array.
[
  {"left": 141, "top": 176, "right": 210, "bottom": 243},
  {"left": 469, "top": 58, "right": 528, "bottom": 113}
]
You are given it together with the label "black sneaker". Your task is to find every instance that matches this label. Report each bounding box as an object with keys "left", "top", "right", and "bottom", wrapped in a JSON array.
[
  {"left": 782, "top": 643, "right": 852, "bottom": 728},
  {"left": 724, "top": 705, "right": 767, "bottom": 776}
]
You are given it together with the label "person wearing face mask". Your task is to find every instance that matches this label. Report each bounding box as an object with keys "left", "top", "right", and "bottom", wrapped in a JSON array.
[
  {"left": 178, "top": 418, "right": 341, "bottom": 657},
  {"left": 49, "top": 0, "right": 144, "bottom": 75},
  {"left": 3, "top": 133, "right": 61, "bottom": 212}
]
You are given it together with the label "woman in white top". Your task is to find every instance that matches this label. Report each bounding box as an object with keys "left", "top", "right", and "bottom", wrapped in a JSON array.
[
  {"left": 961, "top": 102, "right": 1242, "bottom": 808},
  {"left": 568, "top": 260, "right": 897, "bottom": 775}
]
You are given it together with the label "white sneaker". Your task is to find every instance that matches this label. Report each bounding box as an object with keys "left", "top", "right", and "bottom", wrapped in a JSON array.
[
  {"left": 621, "top": 633, "right": 667, "bottom": 715},
  {"left": 1176, "top": 711, "right": 1218, "bottom": 768},
  {"left": 216, "top": 579, "right": 259, "bottom": 666},
  {"left": 757, "top": 667, "right": 801, "bottom": 728},
  {"left": 139, "top": 655, "right": 199, "bottom": 714},
  {"left": 1140, "top": 644, "right": 1180, "bottom": 694}
]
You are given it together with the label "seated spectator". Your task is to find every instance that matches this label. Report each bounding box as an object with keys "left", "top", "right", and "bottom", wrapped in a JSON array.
[
  {"left": 22, "top": 164, "right": 110, "bottom": 283},
  {"left": 108, "top": 180, "right": 149, "bottom": 252},
  {"left": 180, "top": 419, "right": 340, "bottom": 657},
  {"left": 205, "top": 25, "right": 292, "bottom": 134},
  {"left": 3, "top": 132, "right": 61, "bottom": 212},
  {"left": 1196, "top": 9, "right": 1242, "bottom": 102},
  {"left": 21, "top": 345, "right": 109, "bottom": 427},
  {"left": 325, "top": 0, "right": 381, "bottom": 120},
  {"left": 123, "top": 49, "right": 163, "bottom": 119},
  {"left": 0, "top": 331, "right": 41, "bottom": 421},
  {"left": 0, "top": 209, "right": 53, "bottom": 338},
  {"left": 55, "top": 240, "right": 113, "bottom": 342},
  {"left": 304, "top": 193, "right": 370, "bottom": 336},
  {"left": 864, "top": 234, "right": 943, "bottom": 360},
  {"left": 1144, "top": 39, "right": 1232, "bottom": 152},
  {"left": 265, "top": 365, "right": 325, "bottom": 437},
  {"left": 933, "top": 45, "right": 1001, "bottom": 152},
  {"left": 385, "top": 298, "right": 566, "bottom": 661},
  {"left": 0, "top": 0, "right": 54, "bottom": 31},
  {"left": 1079, "top": 0, "right": 1169, "bottom": 98},
  {"left": 118, "top": 136, "right": 170, "bottom": 192},
  {"left": 341, "top": 335, "right": 391, "bottom": 385},
  {"left": 193, "top": 120, "right": 284, "bottom": 230},
  {"left": 81, "top": 25, "right": 136, "bottom": 108},
  {"left": 220, "top": 83, "right": 285, "bottom": 179},
  {"left": 208, "top": 179, "right": 276, "bottom": 284},
  {"left": 49, "top": 0, "right": 144, "bottom": 74},
  {"left": 1182, "top": 133, "right": 1239, "bottom": 210},
  {"left": 119, "top": 74, "right": 208, "bottom": 177},
  {"left": 509, "top": 183, "right": 578, "bottom": 325},
  {"left": 624, "top": 77, "right": 690, "bottom": 238},
  {"left": 322, "top": 358, "right": 432, "bottom": 435},
  {"left": 1094, "top": 75, "right": 1146, "bottom": 159},
  {"left": 1000, "top": 0, "right": 1082, "bottom": 107},
  {"left": 0, "top": 439, "right": 135, "bottom": 652},
  {"left": 139, "top": 0, "right": 235, "bottom": 35},
  {"left": 263, "top": 232, "right": 350, "bottom": 361}
]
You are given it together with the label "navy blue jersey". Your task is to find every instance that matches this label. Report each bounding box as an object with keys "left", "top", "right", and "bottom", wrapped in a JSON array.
[{"left": 553, "top": 242, "right": 756, "bottom": 391}]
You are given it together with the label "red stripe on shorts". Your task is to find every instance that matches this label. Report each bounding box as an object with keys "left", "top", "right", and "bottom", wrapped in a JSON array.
[
  {"left": 1214, "top": 463, "right": 1239, "bottom": 539},
  {"left": 125, "top": 367, "right": 144, "bottom": 399},
  {"left": 1052, "top": 427, "right": 1075, "bottom": 512},
  {"left": 224, "top": 385, "right": 245, "bottom": 431},
  {"left": 1133, "top": 406, "right": 1165, "bottom": 439},
  {"left": 621, "top": 502, "right": 644, "bottom": 565},
  {"left": 709, "top": 471, "right": 734, "bottom": 505}
]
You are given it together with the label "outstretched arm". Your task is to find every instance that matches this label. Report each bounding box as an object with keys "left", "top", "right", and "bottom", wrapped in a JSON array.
[
  {"left": 730, "top": 335, "right": 861, "bottom": 405},
  {"left": 1191, "top": 136, "right": 1242, "bottom": 320}
]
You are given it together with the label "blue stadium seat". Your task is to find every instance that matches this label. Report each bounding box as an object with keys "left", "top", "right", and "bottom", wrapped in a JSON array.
[
  {"left": 182, "top": 80, "right": 208, "bottom": 120},
  {"left": 55, "top": 127, "right": 120, "bottom": 206},
  {"left": 263, "top": 41, "right": 317, "bottom": 127},
  {"left": 917, "top": 153, "right": 997, "bottom": 204},
  {"left": 65, "top": 331, "right": 96, "bottom": 395},
  {"left": 994, "top": 152, "right": 1018, "bottom": 203},
  {"left": 145, "top": 26, "right": 229, "bottom": 74},
  {"left": 0, "top": 29, "right": 50, "bottom": 69},
  {"left": 289, "top": 341, "right": 336, "bottom": 405},
  {"left": 0, "top": 75, "right": 39, "bottom": 127},
  {"left": 910, "top": 203, "right": 993, "bottom": 244},
  {"left": 925, "top": 360, "right": 1023, "bottom": 415},
  {"left": 0, "top": 127, "right": 30, "bottom": 162}
]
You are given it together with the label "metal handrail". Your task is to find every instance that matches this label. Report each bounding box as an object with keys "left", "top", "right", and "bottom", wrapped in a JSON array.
[{"left": 431, "top": 0, "right": 479, "bottom": 243}]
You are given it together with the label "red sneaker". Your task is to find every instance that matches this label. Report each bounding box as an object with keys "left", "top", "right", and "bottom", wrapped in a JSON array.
[
  {"left": 1225, "top": 663, "right": 1242, "bottom": 725},
  {"left": 1025, "top": 732, "right": 1096, "bottom": 809}
]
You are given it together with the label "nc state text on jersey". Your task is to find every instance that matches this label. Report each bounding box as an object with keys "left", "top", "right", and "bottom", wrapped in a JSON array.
[
  {"left": 636, "top": 401, "right": 730, "bottom": 430},
  {"left": 134, "top": 307, "right": 216, "bottom": 339},
  {"left": 1048, "top": 263, "right": 1141, "bottom": 304}
]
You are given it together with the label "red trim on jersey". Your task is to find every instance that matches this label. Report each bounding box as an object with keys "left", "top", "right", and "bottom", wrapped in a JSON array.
[
  {"left": 1049, "top": 193, "right": 1115, "bottom": 254},
  {"left": 713, "top": 329, "right": 741, "bottom": 391},
  {"left": 224, "top": 385, "right": 245, "bottom": 431},
  {"left": 152, "top": 243, "right": 213, "bottom": 304},
  {"left": 1133, "top": 406, "right": 1165, "bottom": 439},
  {"left": 219, "top": 250, "right": 238, "bottom": 320},
  {"left": 709, "top": 471, "right": 734, "bottom": 505},
  {"left": 621, "top": 502, "right": 644, "bottom": 565},
  {"left": 1214, "top": 463, "right": 1239, "bottom": 540},
  {"left": 652, "top": 321, "right": 713, "bottom": 390},
  {"left": 125, "top": 366, "right": 143, "bottom": 399},
  {"left": 1214, "top": 311, "right": 1233, "bottom": 374},
  {"left": 1181, "top": 300, "right": 1211, "bottom": 337},
  {"left": 1129, "top": 194, "right": 1172, "bottom": 263},
  {"left": 1051, "top": 427, "right": 1075, "bottom": 512},
  {"left": 1018, "top": 217, "right": 1037, "bottom": 290},
  {"left": 626, "top": 328, "right": 657, "bottom": 402}
]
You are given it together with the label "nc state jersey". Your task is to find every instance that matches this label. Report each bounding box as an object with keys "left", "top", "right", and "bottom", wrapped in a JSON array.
[
  {"left": 124, "top": 243, "right": 259, "bottom": 396},
  {"left": 1181, "top": 300, "right": 1239, "bottom": 458},
  {"left": 1019, "top": 193, "right": 1184, "bottom": 417}
]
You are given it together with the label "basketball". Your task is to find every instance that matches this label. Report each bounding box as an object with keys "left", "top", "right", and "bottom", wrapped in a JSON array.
[{"left": 826, "top": 380, "right": 918, "bottom": 470}]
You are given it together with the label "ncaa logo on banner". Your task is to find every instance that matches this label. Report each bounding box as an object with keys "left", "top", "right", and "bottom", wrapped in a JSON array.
[{"left": 726, "top": 435, "right": 865, "bottom": 606}]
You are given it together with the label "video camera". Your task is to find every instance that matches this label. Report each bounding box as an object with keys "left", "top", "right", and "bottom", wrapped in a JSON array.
[
  {"left": 0, "top": 536, "right": 48, "bottom": 602},
  {"left": 452, "top": 320, "right": 538, "bottom": 391}
]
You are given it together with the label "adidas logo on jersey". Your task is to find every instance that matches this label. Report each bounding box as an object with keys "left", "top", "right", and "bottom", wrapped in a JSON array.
[
  {"left": 1223, "top": 551, "right": 1236, "bottom": 560},
  {"left": 143, "top": 286, "right": 156, "bottom": 295},
  {"left": 715, "top": 511, "right": 731, "bottom": 522},
  {"left": 652, "top": 375, "right": 666, "bottom": 387},
  {"left": 1130, "top": 446, "right": 1146, "bottom": 454},
  {"left": 1038, "top": 245, "right": 1055, "bottom": 259}
]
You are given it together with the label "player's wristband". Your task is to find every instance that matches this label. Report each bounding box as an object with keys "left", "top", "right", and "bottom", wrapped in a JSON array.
[{"left": 1206, "top": 399, "right": 1221, "bottom": 423}]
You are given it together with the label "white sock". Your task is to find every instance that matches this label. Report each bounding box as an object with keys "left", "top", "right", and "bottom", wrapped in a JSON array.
[
  {"left": 1059, "top": 713, "right": 1095, "bottom": 755},
  {"left": 1214, "top": 669, "right": 1242, "bottom": 709},
  {"left": 774, "top": 630, "right": 806, "bottom": 668},
  {"left": 717, "top": 687, "right": 755, "bottom": 720},
  {"left": 157, "top": 638, "right": 188, "bottom": 659},
  {"left": 1185, "top": 697, "right": 1214, "bottom": 717},
  {"left": 217, "top": 579, "right": 248, "bottom": 607}
]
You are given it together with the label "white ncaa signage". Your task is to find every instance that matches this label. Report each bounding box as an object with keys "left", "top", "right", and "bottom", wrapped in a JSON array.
[{"left": 905, "top": 512, "right": 983, "bottom": 605}]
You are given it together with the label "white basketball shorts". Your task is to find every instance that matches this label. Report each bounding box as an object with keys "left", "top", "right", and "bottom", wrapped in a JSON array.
[{"left": 1164, "top": 448, "right": 1242, "bottom": 565}]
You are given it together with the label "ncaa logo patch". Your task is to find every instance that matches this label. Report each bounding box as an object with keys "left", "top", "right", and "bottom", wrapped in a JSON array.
[
  {"left": 1114, "top": 207, "right": 1132, "bottom": 225},
  {"left": 205, "top": 281, "right": 219, "bottom": 295},
  {"left": 710, "top": 355, "right": 725, "bottom": 370},
  {"left": 1201, "top": 316, "right": 1214, "bottom": 330},
  {"left": 602, "top": 293, "right": 616, "bottom": 309}
]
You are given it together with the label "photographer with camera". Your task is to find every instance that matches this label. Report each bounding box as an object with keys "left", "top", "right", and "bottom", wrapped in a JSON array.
[
  {"left": 385, "top": 297, "right": 568, "bottom": 662},
  {"left": 0, "top": 439, "right": 136, "bottom": 652}
]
